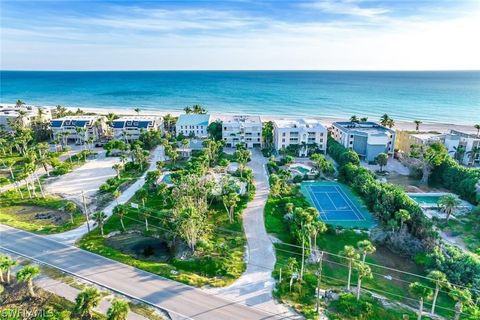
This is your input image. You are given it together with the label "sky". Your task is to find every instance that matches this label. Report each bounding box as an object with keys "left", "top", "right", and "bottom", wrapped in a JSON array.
[{"left": 1, "top": 0, "right": 479, "bottom": 70}]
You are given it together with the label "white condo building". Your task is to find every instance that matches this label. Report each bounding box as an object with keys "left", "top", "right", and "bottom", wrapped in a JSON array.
[
  {"left": 222, "top": 115, "right": 262, "bottom": 148},
  {"left": 443, "top": 130, "right": 480, "bottom": 166},
  {"left": 273, "top": 118, "right": 327, "bottom": 156},
  {"left": 112, "top": 116, "right": 163, "bottom": 141},
  {"left": 51, "top": 116, "right": 107, "bottom": 144},
  {"left": 175, "top": 114, "right": 211, "bottom": 138},
  {"left": 0, "top": 104, "right": 51, "bottom": 131}
]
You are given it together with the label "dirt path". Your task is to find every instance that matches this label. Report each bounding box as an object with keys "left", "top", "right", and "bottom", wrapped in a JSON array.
[{"left": 206, "top": 150, "right": 299, "bottom": 318}]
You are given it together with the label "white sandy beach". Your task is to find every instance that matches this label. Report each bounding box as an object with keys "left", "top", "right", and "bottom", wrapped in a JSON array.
[{"left": 57, "top": 106, "right": 478, "bottom": 135}]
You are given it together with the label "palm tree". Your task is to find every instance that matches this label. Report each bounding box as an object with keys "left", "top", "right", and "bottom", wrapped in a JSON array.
[
  {"left": 474, "top": 124, "right": 480, "bottom": 137},
  {"left": 112, "top": 163, "right": 122, "bottom": 179},
  {"left": 428, "top": 270, "right": 449, "bottom": 315},
  {"left": 438, "top": 194, "right": 461, "bottom": 222},
  {"left": 414, "top": 120, "right": 422, "bottom": 132},
  {"left": 380, "top": 114, "right": 391, "bottom": 127},
  {"left": 181, "top": 138, "right": 189, "bottom": 155},
  {"left": 93, "top": 211, "right": 107, "bottom": 236},
  {"left": 409, "top": 282, "right": 433, "bottom": 320},
  {"left": 450, "top": 145, "right": 467, "bottom": 162},
  {"left": 449, "top": 287, "right": 472, "bottom": 320},
  {"left": 0, "top": 256, "right": 17, "bottom": 283},
  {"left": 286, "top": 257, "right": 298, "bottom": 292},
  {"left": 140, "top": 209, "right": 150, "bottom": 231},
  {"left": 386, "top": 118, "right": 395, "bottom": 128},
  {"left": 112, "top": 190, "right": 121, "bottom": 206},
  {"left": 376, "top": 153, "right": 388, "bottom": 172},
  {"left": 349, "top": 115, "right": 359, "bottom": 123},
  {"left": 65, "top": 202, "right": 77, "bottom": 224},
  {"left": 74, "top": 287, "right": 102, "bottom": 319},
  {"left": 134, "top": 108, "right": 141, "bottom": 115},
  {"left": 135, "top": 188, "right": 147, "bottom": 207},
  {"left": 223, "top": 192, "right": 240, "bottom": 223},
  {"left": 183, "top": 106, "right": 192, "bottom": 114},
  {"left": 234, "top": 148, "right": 251, "bottom": 178},
  {"left": 466, "top": 146, "right": 480, "bottom": 166},
  {"left": 15, "top": 99, "right": 25, "bottom": 108},
  {"left": 355, "top": 262, "right": 372, "bottom": 301},
  {"left": 360, "top": 117, "right": 368, "bottom": 122},
  {"left": 16, "top": 265, "right": 40, "bottom": 297},
  {"left": 340, "top": 245, "right": 359, "bottom": 291},
  {"left": 192, "top": 104, "right": 206, "bottom": 114},
  {"left": 357, "top": 240, "right": 375, "bottom": 262},
  {"left": 3, "top": 159, "right": 16, "bottom": 181},
  {"left": 113, "top": 205, "right": 127, "bottom": 232},
  {"left": 395, "top": 209, "right": 410, "bottom": 231},
  {"left": 107, "top": 299, "right": 130, "bottom": 320}
]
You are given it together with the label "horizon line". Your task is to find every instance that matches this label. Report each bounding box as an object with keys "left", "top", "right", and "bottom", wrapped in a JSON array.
[{"left": 1, "top": 69, "right": 479, "bottom": 72}]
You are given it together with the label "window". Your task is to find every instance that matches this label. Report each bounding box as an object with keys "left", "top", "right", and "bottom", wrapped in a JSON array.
[
  {"left": 282, "top": 132, "right": 286, "bottom": 136},
  {"left": 282, "top": 138, "right": 285, "bottom": 142},
  {"left": 320, "top": 133, "right": 324, "bottom": 136}
]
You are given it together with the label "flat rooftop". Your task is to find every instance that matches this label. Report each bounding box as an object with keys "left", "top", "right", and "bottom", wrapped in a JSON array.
[
  {"left": 222, "top": 115, "right": 261, "bottom": 125},
  {"left": 176, "top": 114, "right": 211, "bottom": 126},
  {"left": 274, "top": 118, "right": 326, "bottom": 130},
  {"left": 334, "top": 121, "right": 393, "bottom": 135}
]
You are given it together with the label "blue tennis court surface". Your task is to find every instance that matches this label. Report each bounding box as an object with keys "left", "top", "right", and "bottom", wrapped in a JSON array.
[{"left": 301, "top": 181, "right": 377, "bottom": 229}]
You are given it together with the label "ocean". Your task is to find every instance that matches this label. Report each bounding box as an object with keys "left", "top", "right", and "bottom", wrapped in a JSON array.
[{"left": 1, "top": 71, "right": 479, "bottom": 124}]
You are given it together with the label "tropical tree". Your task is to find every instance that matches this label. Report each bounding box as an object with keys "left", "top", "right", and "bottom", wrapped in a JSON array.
[
  {"left": 376, "top": 153, "right": 388, "bottom": 172},
  {"left": 449, "top": 287, "right": 472, "bottom": 320},
  {"left": 262, "top": 121, "right": 274, "bottom": 148},
  {"left": 113, "top": 205, "right": 127, "bottom": 232},
  {"left": 134, "top": 108, "right": 141, "bottom": 115},
  {"left": 340, "top": 245, "right": 359, "bottom": 291},
  {"left": 107, "top": 299, "right": 130, "bottom": 320},
  {"left": 360, "top": 117, "right": 368, "bottom": 122},
  {"left": 93, "top": 211, "right": 107, "bottom": 236},
  {"left": 0, "top": 256, "right": 17, "bottom": 284},
  {"left": 466, "top": 146, "right": 480, "bottom": 165},
  {"left": 3, "top": 159, "right": 16, "bottom": 181},
  {"left": 112, "top": 190, "right": 121, "bottom": 206},
  {"left": 65, "top": 201, "right": 77, "bottom": 224},
  {"left": 181, "top": 139, "right": 189, "bottom": 155},
  {"left": 414, "top": 120, "right": 422, "bottom": 132},
  {"left": 177, "top": 206, "right": 208, "bottom": 252},
  {"left": 234, "top": 148, "right": 251, "bottom": 178},
  {"left": 438, "top": 194, "right": 461, "bottom": 222},
  {"left": 350, "top": 115, "right": 359, "bottom": 123},
  {"left": 140, "top": 208, "right": 150, "bottom": 231},
  {"left": 223, "top": 192, "right": 240, "bottom": 223},
  {"left": 16, "top": 265, "right": 40, "bottom": 297},
  {"left": 357, "top": 240, "right": 376, "bottom": 262},
  {"left": 412, "top": 143, "right": 448, "bottom": 184},
  {"left": 183, "top": 106, "right": 192, "bottom": 114},
  {"left": 395, "top": 209, "right": 410, "bottom": 231},
  {"left": 427, "top": 270, "right": 449, "bottom": 315},
  {"left": 74, "top": 287, "right": 102, "bottom": 319},
  {"left": 310, "top": 153, "right": 334, "bottom": 177},
  {"left": 474, "top": 124, "right": 480, "bottom": 137},
  {"left": 451, "top": 145, "right": 467, "bottom": 162},
  {"left": 380, "top": 114, "right": 391, "bottom": 127},
  {"left": 409, "top": 282, "right": 433, "bottom": 320},
  {"left": 135, "top": 188, "right": 147, "bottom": 207},
  {"left": 112, "top": 163, "right": 122, "bottom": 179},
  {"left": 286, "top": 257, "right": 298, "bottom": 292},
  {"left": 192, "top": 104, "right": 206, "bottom": 114},
  {"left": 355, "top": 262, "right": 372, "bottom": 300}
]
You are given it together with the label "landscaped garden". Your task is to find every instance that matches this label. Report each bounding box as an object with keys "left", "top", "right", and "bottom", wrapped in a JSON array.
[
  {"left": 79, "top": 138, "right": 255, "bottom": 287},
  {"left": 264, "top": 139, "right": 480, "bottom": 319}
]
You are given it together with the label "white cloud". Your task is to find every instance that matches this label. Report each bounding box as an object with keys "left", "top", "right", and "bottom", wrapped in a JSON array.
[{"left": 301, "top": 0, "right": 390, "bottom": 18}]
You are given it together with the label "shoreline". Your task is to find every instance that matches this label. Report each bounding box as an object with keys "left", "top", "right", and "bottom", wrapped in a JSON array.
[{"left": 55, "top": 106, "right": 477, "bottom": 134}]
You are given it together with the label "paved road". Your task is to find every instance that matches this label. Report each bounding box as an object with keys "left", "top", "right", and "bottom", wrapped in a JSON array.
[
  {"left": 47, "top": 146, "right": 164, "bottom": 244},
  {"left": 0, "top": 224, "right": 289, "bottom": 320},
  {"left": 208, "top": 150, "right": 297, "bottom": 318}
]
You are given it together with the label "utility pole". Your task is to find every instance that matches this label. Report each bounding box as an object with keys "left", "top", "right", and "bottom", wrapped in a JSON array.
[
  {"left": 316, "top": 251, "right": 324, "bottom": 314},
  {"left": 82, "top": 190, "right": 91, "bottom": 232}
]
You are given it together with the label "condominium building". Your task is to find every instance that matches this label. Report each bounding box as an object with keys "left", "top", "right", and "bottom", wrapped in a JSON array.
[
  {"left": 51, "top": 116, "right": 107, "bottom": 144},
  {"left": 222, "top": 115, "right": 262, "bottom": 148},
  {"left": 331, "top": 121, "right": 395, "bottom": 162},
  {"left": 0, "top": 104, "right": 52, "bottom": 131},
  {"left": 175, "top": 114, "right": 211, "bottom": 138},
  {"left": 112, "top": 116, "right": 163, "bottom": 141},
  {"left": 273, "top": 118, "right": 327, "bottom": 156},
  {"left": 395, "top": 131, "right": 443, "bottom": 155},
  {"left": 443, "top": 130, "right": 480, "bottom": 166}
]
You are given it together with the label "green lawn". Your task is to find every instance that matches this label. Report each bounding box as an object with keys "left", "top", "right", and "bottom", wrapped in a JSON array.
[{"left": 265, "top": 192, "right": 457, "bottom": 319}]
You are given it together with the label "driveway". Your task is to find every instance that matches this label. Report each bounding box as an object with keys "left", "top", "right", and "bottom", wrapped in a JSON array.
[
  {"left": 0, "top": 224, "right": 286, "bottom": 320},
  {"left": 207, "top": 150, "right": 298, "bottom": 318}
]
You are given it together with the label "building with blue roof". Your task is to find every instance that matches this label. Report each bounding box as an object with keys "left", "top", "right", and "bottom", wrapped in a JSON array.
[
  {"left": 111, "top": 116, "right": 162, "bottom": 142},
  {"left": 51, "top": 115, "right": 107, "bottom": 145},
  {"left": 175, "top": 114, "right": 211, "bottom": 138}
]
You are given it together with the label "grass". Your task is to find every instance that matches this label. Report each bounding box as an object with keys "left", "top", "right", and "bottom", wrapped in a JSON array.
[
  {"left": 79, "top": 177, "right": 251, "bottom": 287},
  {"left": 0, "top": 195, "right": 85, "bottom": 234},
  {"left": 434, "top": 206, "right": 480, "bottom": 253},
  {"left": 265, "top": 191, "right": 457, "bottom": 319}
]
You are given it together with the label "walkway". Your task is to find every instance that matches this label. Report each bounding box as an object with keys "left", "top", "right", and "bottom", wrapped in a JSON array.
[
  {"left": 0, "top": 224, "right": 285, "bottom": 320},
  {"left": 207, "top": 150, "right": 298, "bottom": 318},
  {"left": 47, "top": 146, "right": 164, "bottom": 244}
]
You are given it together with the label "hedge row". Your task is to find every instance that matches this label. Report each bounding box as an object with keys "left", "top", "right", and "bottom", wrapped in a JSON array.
[{"left": 430, "top": 157, "right": 480, "bottom": 205}]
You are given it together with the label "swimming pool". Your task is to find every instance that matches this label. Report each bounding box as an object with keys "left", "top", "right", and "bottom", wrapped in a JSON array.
[{"left": 291, "top": 165, "right": 311, "bottom": 174}]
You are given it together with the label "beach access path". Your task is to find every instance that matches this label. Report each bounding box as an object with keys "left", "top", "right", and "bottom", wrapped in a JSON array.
[
  {"left": 0, "top": 224, "right": 287, "bottom": 320},
  {"left": 47, "top": 146, "right": 164, "bottom": 244},
  {"left": 207, "top": 150, "right": 298, "bottom": 318}
]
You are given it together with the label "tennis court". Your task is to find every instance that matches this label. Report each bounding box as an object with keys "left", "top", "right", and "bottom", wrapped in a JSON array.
[{"left": 301, "top": 181, "right": 377, "bottom": 229}]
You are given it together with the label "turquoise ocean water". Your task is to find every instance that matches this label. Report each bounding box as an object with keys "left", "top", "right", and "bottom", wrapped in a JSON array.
[{"left": 1, "top": 71, "right": 479, "bottom": 124}]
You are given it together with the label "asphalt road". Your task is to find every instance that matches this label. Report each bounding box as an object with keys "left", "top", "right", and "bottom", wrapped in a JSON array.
[{"left": 0, "top": 225, "right": 289, "bottom": 320}]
